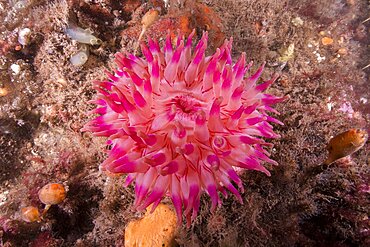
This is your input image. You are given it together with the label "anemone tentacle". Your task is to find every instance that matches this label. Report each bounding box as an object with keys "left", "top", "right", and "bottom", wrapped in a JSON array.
[{"left": 82, "top": 31, "right": 283, "bottom": 226}]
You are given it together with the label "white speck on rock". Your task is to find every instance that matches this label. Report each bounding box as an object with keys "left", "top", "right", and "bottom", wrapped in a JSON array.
[
  {"left": 0, "top": 190, "right": 9, "bottom": 206},
  {"left": 10, "top": 64, "right": 21, "bottom": 75},
  {"left": 315, "top": 52, "right": 326, "bottom": 63},
  {"left": 327, "top": 102, "right": 334, "bottom": 111},
  {"left": 339, "top": 102, "right": 354, "bottom": 118},
  {"left": 360, "top": 97, "right": 367, "bottom": 104},
  {"left": 291, "top": 17, "right": 304, "bottom": 26}
]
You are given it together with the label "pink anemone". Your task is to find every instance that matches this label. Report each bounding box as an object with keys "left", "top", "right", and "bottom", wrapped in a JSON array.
[{"left": 82, "top": 31, "right": 284, "bottom": 226}]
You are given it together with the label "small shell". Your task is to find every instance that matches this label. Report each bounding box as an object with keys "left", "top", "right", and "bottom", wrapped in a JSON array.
[
  {"left": 10, "top": 64, "right": 21, "bottom": 75},
  {"left": 38, "top": 183, "right": 66, "bottom": 205},
  {"left": 21, "top": 206, "right": 41, "bottom": 223},
  {"left": 18, "top": 28, "right": 32, "bottom": 46}
]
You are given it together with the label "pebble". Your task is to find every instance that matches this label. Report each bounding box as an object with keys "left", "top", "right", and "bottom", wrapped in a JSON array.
[
  {"left": 321, "top": 37, "right": 334, "bottom": 45},
  {"left": 337, "top": 48, "right": 348, "bottom": 55}
]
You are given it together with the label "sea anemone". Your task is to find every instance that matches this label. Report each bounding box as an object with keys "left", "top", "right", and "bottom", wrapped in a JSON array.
[{"left": 82, "top": 31, "right": 284, "bottom": 225}]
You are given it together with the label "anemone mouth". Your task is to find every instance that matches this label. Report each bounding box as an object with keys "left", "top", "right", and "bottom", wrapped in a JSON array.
[
  {"left": 174, "top": 96, "right": 195, "bottom": 113},
  {"left": 173, "top": 95, "right": 202, "bottom": 113},
  {"left": 158, "top": 93, "right": 205, "bottom": 123}
]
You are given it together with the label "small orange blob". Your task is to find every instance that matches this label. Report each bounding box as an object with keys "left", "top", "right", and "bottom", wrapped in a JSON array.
[
  {"left": 124, "top": 204, "right": 178, "bottom": 247},
  {"left": 0, "top": 87, "right": 8, "bottom": 97},
  {"left": 15, "top": 45, "right": 22, "bottom": 51},
  {"left": 255, "top": 21, "right": 263, "bottom": 35},
  {"left": 321, "top": 37, "right": 334, "bottom": 45},
  {"left": 38, "top": 183, "right": 66, "bottom": 205},
  {"left": 178, "top": 15, "right": 192, "bottom": 36},
  {"left": 135, "top": 9, "right": 160, "bottom": 53},
  {"left": 141, "top": 9, "right": 159, "bottom": 28},
  {"left": 325, "top": 129, "right": 368, "bottom": 165},
  {"left": 104, "top": 169, "right": 123, "bottom": 178},
  {"left": 337, "top": 48, "right": 348, "bottom": 55},
  {"left": 21, "top": 206, "right": 41, "bottom": 223}
]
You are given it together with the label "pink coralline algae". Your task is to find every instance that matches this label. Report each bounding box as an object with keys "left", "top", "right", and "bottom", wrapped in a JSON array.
[{"left": 82, "top": 31, "right": 284, "bottom": 225}]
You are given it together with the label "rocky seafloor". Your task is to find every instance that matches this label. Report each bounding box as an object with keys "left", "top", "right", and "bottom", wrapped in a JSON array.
[{"left": 0, "top": 0, "right": 369, "bottom": 246}]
